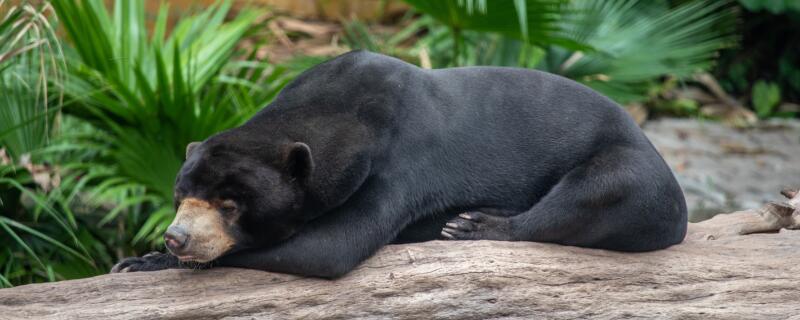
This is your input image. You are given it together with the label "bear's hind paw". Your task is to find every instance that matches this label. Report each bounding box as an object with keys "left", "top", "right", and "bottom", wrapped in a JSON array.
[{"left": 440, "top": 212, "right": 514, "bottom": 241}]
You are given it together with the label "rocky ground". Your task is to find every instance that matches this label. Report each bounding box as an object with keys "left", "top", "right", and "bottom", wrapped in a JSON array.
[{"left": 644, "top": 118, "right": 800, "bottom": 221}]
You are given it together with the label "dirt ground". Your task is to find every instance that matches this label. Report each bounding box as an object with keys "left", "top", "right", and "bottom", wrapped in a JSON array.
[{"left": 643, "top": 118, "right": 800, "bottom": 221}]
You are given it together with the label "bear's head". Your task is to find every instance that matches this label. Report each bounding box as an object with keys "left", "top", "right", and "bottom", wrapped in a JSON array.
[{"left": 165, "top": 134, "right": 316, "bottom": 263}]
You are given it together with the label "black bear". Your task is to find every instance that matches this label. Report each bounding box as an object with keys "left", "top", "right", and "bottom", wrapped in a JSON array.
[{"left": 111, "top": 51, "right": 687, "bottom": 278}]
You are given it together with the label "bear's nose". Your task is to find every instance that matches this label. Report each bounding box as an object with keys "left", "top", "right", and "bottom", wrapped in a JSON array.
[{"left": 164, "top": 225, "right": 189, "bottom": 252}]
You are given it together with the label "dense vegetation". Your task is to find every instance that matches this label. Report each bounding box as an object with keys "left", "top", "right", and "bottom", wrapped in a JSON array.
[{"left": 1, "top": 0, "right": 796, "bottom": 286}]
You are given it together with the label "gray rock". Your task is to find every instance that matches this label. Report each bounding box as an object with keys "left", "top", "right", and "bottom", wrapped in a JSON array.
[{"left": 644, "top": 118, "right": 800, "bottom": 221}]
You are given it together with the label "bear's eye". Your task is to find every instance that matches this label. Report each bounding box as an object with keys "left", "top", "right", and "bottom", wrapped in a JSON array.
[{"left": 219, "top": 199, "right": 237, "bottom": 214}]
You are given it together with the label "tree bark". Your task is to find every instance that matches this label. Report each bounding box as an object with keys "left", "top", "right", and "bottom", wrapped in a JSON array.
[{"left": 1, "top": 191, "right": 798, "bottom": 320}]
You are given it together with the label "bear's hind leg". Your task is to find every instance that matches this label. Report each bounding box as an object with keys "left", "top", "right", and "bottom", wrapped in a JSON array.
[{"left": 442, "top": 146, "right": 687, "bottom": 252}]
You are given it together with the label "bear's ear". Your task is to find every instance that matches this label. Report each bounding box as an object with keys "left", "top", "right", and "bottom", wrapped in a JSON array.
[
  {"left": 284, "top": 142, "right": 314, "bottom": 182},
  {"left": 185, "top": 141, "right": 201, "bottom": 159}
]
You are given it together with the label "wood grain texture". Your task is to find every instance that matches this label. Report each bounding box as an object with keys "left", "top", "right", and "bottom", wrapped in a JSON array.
[{"left": 1, "top": 193, "right": 798, "bottom": 320}]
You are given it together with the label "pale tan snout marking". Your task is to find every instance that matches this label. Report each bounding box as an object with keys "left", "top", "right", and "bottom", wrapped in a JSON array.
[{"left": 170, "top": 197, "right": 235, "bottom": 262}]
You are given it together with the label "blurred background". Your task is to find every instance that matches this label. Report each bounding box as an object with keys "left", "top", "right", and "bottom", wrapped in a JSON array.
[{"left": 1, "top": 0, "right": 798, "bottom": 286}]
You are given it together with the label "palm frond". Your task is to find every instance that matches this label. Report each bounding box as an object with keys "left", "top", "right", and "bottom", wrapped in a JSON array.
[
  {"left": 550, "top": 0, "right": 738, "bottom": 103},
  {"left": 0, "top": 1, "right": 64, "bottom": 160},
  {"left": 405, "top": 0, "right": 585, "bottom": 50},
  {"left": 50, "top": 0, "right": 293, "bottom": 251}
]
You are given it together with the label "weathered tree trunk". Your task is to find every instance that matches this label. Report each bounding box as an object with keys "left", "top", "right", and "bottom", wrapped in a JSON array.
[{"left": 1, "top": 191, "right": 798, "bottom": 320}]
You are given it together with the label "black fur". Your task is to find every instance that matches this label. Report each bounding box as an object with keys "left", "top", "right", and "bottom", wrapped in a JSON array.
[{"left": 113, "top": 51, "right": 687, "bottom": 278}]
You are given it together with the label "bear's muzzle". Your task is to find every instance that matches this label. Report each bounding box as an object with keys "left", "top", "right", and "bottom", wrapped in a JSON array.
[{"left": 167, "top": 197, "right": 235, "bottom": 262}]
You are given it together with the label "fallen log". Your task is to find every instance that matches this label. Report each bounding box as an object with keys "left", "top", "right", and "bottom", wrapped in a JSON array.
[{"left": 1, "top": 190, "right": 798, "bottom": 320}]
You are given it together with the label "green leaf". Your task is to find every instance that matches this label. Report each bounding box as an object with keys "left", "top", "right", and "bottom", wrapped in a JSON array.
[
  {"left": 0, "top": 0, "right": 64, "bottom": 159},
  {"left": 47, "top": 0, "right": 296, "bottom": 255},
  {"left": 0, "top": 272, "right": 12, "bottom": 288},
  {"left": 752, "top": 80, "right": 781, "bottom": 118},
  {"left": 552, "top": 0, "right": 737, "bottom": 103},
  {"left": 0, "top": 218, "right": 46, "bottom": 270},
  {"left": 404, "top": 0, "right": 590, "bottom": 51},
  {"left": 738, "top": 0, "right": 800, "bottom": 14}
]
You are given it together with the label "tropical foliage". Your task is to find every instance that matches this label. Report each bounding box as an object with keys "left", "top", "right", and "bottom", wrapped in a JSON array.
[
  {"left": 404, "top": 0, "right": 736, "bottom": 103},
  {"left": 0, "top": 0, "right": 62, "bottom": 159},
  {"left": 0, "top": 0, "right": 79, "bottom": 286},
  {"left": 715, "top": 0, "right": 799, "bottom": 118},
  {"left": 1, "top": 0, "right": 292, "bottom": 286}
]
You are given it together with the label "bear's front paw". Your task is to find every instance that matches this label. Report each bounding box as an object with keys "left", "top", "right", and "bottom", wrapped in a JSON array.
[
  {"left": 110, "top": 251, "right": 180, "bottom": 273},
  {"left": 441, "top": 212, "right": 514, "bottom": 241}
]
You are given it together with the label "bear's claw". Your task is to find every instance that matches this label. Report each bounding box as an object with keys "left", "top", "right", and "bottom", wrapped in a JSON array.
[
  {"left": 110, "top": 252, "right": 179, "bottom": 273},
  {"left": 440, "top": 230, "right": 455, "bottom": 239},
  {"left": 440, "top": 211, "right": 513, "bottom": 241}
]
